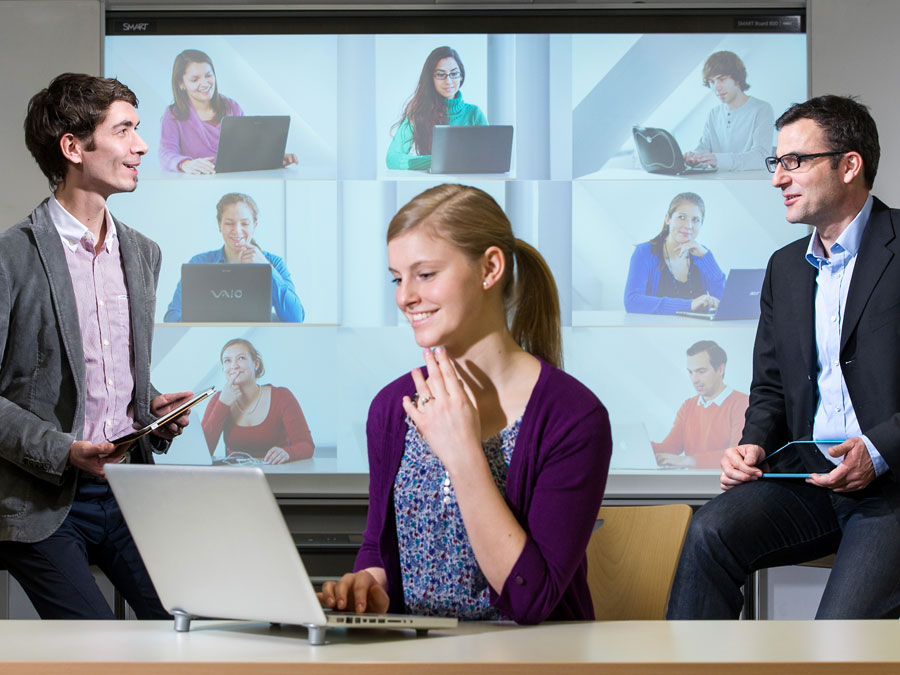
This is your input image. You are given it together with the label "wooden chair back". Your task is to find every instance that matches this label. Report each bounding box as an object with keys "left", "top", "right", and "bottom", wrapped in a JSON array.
[{"left": 586, "top": 504, "right": 692, "bottom": 620}]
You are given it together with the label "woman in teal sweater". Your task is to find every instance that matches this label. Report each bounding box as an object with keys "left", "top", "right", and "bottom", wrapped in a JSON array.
[{"left": 386, "top": 46, "right": 487, "bottom": 170}]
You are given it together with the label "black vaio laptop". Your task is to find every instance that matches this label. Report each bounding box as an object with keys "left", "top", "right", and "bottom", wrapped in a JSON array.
[
  {"left": 181, "top": 263, "right": 272, "bottom": 323},
  {"left": 215, "top": 116, "right": 290, "bottom": 173},
  {"left": 429, "top": 125, "right": 514, "bottom": 174}
]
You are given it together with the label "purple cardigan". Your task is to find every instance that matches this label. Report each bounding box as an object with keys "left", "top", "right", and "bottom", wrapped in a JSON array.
[
  {"left": 158, "top": 97, "right": 243, "bottom": 172},
  {"left": 354, "top": 358, "right": 612, "bottom": 624}
]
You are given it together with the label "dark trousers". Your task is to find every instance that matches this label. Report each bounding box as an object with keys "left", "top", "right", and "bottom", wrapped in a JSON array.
[
  {"left": 667, "top": 474, "right": 900, "bottom": 619},
  {"left": 0, "top": 481, "right": 167, "bottom": 619}
]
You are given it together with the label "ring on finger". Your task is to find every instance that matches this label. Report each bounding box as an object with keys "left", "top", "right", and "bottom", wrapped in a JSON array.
[{"left": 412, "top": 393, "right": 432, "bottom": 406}]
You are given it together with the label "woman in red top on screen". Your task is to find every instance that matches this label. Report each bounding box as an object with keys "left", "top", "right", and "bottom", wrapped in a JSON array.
[
  {"left": 202, "top": 338, "right": 314, "bottom": 464},
  {"left": 159, "top": 49, "right": 297, "bottom": 174}
]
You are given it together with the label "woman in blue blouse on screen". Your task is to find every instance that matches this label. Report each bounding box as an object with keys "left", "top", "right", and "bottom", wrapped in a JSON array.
[
  {"left": 624, "top": 192, "right": 725, "bottom": 315},
  {"left": 164, "top": 192, "right": 304, "bottom": 323},
  {"left": 318, "top": 184, "right": 611, "bottom": 624},
  {"left": 386, "top": 46, "right": 487, "bottom": 171}
]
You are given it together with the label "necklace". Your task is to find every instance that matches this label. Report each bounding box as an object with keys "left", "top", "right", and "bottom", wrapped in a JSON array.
[
  {"left": 663, "top": 241, "right": 689, "bottom": 281},
  {"left": 234, "top": 384, "right": 262, "bottom": 416}
]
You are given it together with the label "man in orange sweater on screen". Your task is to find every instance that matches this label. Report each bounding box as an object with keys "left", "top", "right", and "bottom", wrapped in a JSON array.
[{"left": 652, "top": 340, "right": 748, "bottom": 469}]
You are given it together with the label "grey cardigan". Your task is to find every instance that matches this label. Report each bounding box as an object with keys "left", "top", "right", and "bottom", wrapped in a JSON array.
[{"left": 0, "top": 199, "right": 163, "bottom": 543}]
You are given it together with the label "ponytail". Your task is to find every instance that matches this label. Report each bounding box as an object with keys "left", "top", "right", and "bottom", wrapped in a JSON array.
[{"left": 510, "top": 239, "right": 562, "bottom": 368}]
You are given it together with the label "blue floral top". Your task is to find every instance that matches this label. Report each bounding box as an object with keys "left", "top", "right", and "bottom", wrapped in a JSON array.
[{"left": 393, "top": 417, "right": 520, "bottom": 619}]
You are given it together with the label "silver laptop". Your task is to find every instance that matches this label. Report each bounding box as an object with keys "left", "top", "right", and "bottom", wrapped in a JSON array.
[
  {"left": 215, "top": 115, "right": 290, "bottom": 173},
  {"left": 430, "top": 125, "right": 513, "bottom": 174},
  {"left": 105, "top": 465, "right": 456, "bottom": 644},
  {"left": 676, "top": 268, "right": 765, "bottom": 321},
  {"left": 181, "top": 263, "right": 271, "bottom": 323}
]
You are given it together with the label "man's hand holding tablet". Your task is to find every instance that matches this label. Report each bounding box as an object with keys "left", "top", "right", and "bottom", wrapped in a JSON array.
[
  {"left": 719, "top": 444, "right": 766, "bottom": 490},
  {"left": 736, "top": 439, "right": 848, "bottom": 489},
  {"left": 112, "top": 387, "right": 215, "bottom": 446},
  {"left": 68, "top": 389, "right": 214, "bottom": 479},
  {"left": 720, "top": 440, "right": 847, "bottom": 489},
  {"left": 805, "top": 438, "right": 875, "bottom": 492}
]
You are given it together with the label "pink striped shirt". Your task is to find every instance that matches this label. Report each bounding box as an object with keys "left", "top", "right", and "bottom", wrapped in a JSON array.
[{"left": 49, "top": 197, "right": 135, "bottom": 445}]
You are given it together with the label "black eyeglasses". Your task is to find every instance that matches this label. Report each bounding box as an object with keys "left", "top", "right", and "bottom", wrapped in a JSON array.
[
  {"left": 765, "top": 151, "right": 846, "bottom": 173},
  {"left": 433, "top": 70, "right": 462, "bottom": 81}
]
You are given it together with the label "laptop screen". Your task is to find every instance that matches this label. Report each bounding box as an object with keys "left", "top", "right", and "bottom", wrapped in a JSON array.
[
  {"left": 430, "top": 125, "right": 513, "bottom": 174},
  {"left": 181, "top": 264, "right": 272, "bottom": 323},
  {"left": 215, "top": 116, "right": 291, "bottom": 173}
]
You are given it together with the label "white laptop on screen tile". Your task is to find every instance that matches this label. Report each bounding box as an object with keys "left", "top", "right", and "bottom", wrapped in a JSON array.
[
  {"left": 105, "top": 464, "right": 456, "bottom": 645},
  {"left": 610, "top": 423, "right": 660, "bottom": 470}
]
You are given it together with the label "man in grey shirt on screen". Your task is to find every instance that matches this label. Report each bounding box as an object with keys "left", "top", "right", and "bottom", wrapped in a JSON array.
[
  {"left": 684, "top": 51, "right": 775, "bottom": 172},
  {"left": 0, "top": 74, "right": 192, "bottom": 618}
]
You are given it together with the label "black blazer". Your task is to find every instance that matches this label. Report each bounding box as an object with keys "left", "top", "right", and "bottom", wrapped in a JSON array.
[{"left": 740, "top": 197, "right": 900, "bottom": 514}]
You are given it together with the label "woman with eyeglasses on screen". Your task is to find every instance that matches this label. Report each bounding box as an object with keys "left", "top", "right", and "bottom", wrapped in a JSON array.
[
  {"left": 623, "top": 191, "right": 726, "bottom": 315},
  {"left": 385, "top": 46, "right": 487, "bottom": 171},
  {"left": 318, "top": 184, "right": 611, "bottom": 623},
  {"left": 159, "top": 49, "right": 298, "bottom": 174},
  {"left": 202, "top": 338, "right": 314, "bottom": 465}
]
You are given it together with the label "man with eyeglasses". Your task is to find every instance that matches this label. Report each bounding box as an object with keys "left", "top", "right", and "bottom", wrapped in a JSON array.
[{"left": 668, "top": 95, "right": 900, "bottom": 619}]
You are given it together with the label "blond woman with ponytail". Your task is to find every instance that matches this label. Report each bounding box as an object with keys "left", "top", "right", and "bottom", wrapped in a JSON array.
[{"left": 319, "top": 184, "right": 611, "bottom": 624}]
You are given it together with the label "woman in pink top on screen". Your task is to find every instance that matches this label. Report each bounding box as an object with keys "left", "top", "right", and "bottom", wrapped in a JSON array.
[
  {"left": 159, "top": 49, "right": 297, "bottom": 174},
  {"left": 202, "top": 338, "right": 314, "bottom": 464}
]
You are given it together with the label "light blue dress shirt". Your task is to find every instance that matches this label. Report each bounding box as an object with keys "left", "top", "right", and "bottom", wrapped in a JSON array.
[{"left": 805, "top": 194, "right": 887, "bottom": 476}]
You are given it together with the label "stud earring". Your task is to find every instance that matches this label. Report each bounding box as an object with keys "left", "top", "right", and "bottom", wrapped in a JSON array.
[{"left": 483, "top": 281, "right": 488, "bottom": 288}]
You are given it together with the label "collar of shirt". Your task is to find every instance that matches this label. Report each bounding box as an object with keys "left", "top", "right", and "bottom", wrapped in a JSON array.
[
  {"left": 698, "top": 385, "right": 733, "bottom": 408},
  {"left": 48, "top": 195, "right": 118, "bottom": 254},
  {"left": 805, "top": 194, "right": 873, "bottom": 269}
]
